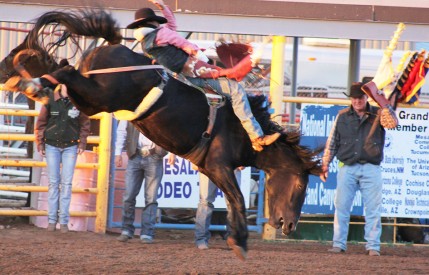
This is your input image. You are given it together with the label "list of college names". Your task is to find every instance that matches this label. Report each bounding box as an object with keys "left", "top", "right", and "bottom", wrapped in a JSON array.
[{"left": 381, "top": 108, "right": 429, "bottom": 218}]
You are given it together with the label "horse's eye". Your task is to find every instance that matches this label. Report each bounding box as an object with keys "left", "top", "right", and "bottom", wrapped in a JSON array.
[{"left": 297, "top": 183, "right": 307, "bottom": 190}]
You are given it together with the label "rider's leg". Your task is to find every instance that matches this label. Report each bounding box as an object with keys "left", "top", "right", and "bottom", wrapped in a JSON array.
[
  {"left": 221, "top": 79, "right": 280, "bottom": 150},
  {"left": 186, "top": 77, "right": 280, "bottom": 151}
]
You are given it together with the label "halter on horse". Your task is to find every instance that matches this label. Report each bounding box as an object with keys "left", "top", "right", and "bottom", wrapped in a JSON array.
[
  {"left": 0, "top": 34, "right": 62, "bottom": 158},
  {"left": 4, "top": 9, "right": 323, "bottom": 260}
]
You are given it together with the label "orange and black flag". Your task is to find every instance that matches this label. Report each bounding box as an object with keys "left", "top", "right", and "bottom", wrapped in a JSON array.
[
  {"left": 392, "top": 52, "right": 417, "bottom": 104},
  {"left": 399, "top": 50, "right": 428, "bottom": 105}
]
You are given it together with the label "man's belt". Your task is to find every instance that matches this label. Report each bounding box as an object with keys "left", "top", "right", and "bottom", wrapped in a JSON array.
[
  {"left": 138, "top": 147, "right": 155, "bottom": 157},
  {"left": 357, "top": 160, "right": 378, "bottom": 165}
]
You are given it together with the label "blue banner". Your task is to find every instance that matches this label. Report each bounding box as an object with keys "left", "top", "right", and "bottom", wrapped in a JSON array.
[{"left": 299, "top": 104, "right": 365, "bottom": 216}]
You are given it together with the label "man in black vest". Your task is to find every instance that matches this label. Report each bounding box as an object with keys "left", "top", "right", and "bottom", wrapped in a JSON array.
[{"left": 320, "top": 82, "right": 386, "bottom": 256}]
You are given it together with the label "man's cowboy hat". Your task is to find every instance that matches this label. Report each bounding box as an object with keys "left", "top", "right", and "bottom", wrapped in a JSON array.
[
  {"left": 126, "top": 8, "right": 167, "bottom": 29},
  {"left": 347, "top": 82, "right": 366, "bottom": 98}
]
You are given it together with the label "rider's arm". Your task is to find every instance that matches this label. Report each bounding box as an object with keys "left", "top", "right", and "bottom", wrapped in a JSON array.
[
  {"left": 161, "top": 4, "right": 178, "bottom": 32},
  {"left": 150, "top": 0, "right": 200, "bottom": 56},
  {"left": 156, "top": 27, "right": 200, "bottom": 56},
  {"left": 150, "top": 0, "right": 177, "bottom": 31}
]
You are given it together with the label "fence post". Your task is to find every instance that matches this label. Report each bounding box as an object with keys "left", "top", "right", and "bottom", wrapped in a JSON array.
[
  {"left": 94, "top": 112, "right": 112, "bottom": 233},
  {"left": 263, "top": 35, "right": 286, "bottom": 240},
  {"left": 269, "top": 35, "right": 286, "bottom": 125}
]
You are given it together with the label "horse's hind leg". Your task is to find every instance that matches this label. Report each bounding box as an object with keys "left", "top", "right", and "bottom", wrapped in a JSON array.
[{"left": 203, "top": 168, "right": 248, "bottom": 261}]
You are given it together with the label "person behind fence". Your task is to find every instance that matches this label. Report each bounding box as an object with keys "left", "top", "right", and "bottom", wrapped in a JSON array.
[
  {"left": 35, "top": 84, "right": 90, "bottom": 233},
  {"left": 194, "top": 169, "right": 242, "bottom": 250},
  {"left": 127, "top": 0, "right": 280, "bottom": 152},
  {"left": 319, "top": 82, "right": 386, "bottom": 256},
  {"left": 115, "top": 120, "right": 175, "bottom": 243}
]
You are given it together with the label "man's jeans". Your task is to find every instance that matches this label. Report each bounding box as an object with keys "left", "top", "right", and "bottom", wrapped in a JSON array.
[
  {"left": 121, "top": 154, "right": 163, "bottom": 238},
  {"left": 333, "top": 163, "right": 382, "bottom": 251},
  {"left": 194, "top": 171, "right": 240, "bottom": 245},
  {"left": 186, "top": 77, "right": 263, "bottom": 140},
  {"left": 195, "top": 174, "right": 218, "bottom": 245},
  {"left": 45, "top": 144, "right": 78, "bottom": 225}
]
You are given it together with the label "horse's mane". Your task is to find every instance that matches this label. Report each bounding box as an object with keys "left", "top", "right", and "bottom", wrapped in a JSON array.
[{"left": 248, "top": 95, "right": 283, "bottom": 134}]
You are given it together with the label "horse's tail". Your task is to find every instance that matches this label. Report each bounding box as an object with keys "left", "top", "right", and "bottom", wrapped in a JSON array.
[{"left": 27, "top": 9, "right": 122, "bottom": 51}]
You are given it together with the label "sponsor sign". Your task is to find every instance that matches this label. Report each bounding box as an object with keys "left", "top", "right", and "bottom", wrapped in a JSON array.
[{"left": 136, "top": 156, "right": 251, "bottom": 209}]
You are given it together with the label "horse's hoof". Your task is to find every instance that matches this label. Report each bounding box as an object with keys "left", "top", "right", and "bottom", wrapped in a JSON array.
[{"left": 226, "top": 237, "right": 247, "bottom": 261}]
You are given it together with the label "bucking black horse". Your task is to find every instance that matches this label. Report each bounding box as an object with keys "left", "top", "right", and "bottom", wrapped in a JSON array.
[{"left": 4, "top": 9, "right": 323, "bottom": 260}]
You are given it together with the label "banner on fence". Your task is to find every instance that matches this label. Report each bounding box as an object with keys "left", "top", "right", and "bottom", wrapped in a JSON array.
[{"left": 136, "top": 156, "right": 251, "bottom": 209}]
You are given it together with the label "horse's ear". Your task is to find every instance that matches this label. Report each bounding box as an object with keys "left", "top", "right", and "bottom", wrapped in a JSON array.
[{"left": 59, "top": 59, "right": 69, "bottom": 67}]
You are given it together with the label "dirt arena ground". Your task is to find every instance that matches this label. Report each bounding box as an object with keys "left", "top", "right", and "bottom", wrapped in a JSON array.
[{"left": 1, "top": 217, "right": 428, "bottom": 275}]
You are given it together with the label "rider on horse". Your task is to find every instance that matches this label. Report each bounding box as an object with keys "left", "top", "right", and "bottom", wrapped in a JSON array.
[{"left": 127, "top": 0, "right": 280, "bottom": 151}]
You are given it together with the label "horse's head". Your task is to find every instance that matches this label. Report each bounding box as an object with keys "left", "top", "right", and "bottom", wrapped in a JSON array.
[
  {"left": 4, "top": 76, "right": 51, "bottom": 105},
  {"left": 257, "top": 132, "right": 323, "bottom": 235},
  {"left": 0, "top": 43, "right": 58, "bottom": 83},
  {"left": 2, "top": 49, "right": 72, "bottom": 105},
  {"left": 265, "top": 166, "right": 309, "bottom": 235}
]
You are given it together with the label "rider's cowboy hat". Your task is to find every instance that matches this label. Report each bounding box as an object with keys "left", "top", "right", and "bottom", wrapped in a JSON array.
[{"left": 126, "top": 8, "right": 167, "bottom": 29}]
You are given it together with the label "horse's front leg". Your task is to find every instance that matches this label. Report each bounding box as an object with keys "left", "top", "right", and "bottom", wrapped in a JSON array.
[{"left": 205, "top": 169, "right": 248, "bottom": 261}]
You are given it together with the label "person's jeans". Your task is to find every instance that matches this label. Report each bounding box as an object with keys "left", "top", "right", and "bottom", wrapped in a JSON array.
[
  {"left": 45, "top": 144, "right": 78, "bottom": 225},
  {"left": 186, "top": 77, "right": 263, "bottom": 140},
  {"left": 333, "top": 163, "right": 382, "bottom": 251},
  {"left": 195, "top": 174, "right": 218, "bottom": 245},
  {"left": 121, "top": 155, "right": 163, "bottom": 238},
  {"left": 194, "top": 171, "right": 240, "bottom": 245}
]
